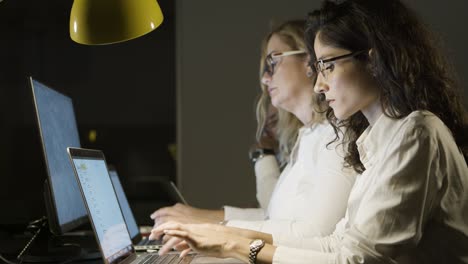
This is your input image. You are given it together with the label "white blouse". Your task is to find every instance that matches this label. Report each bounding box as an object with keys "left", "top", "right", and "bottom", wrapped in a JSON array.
[
  {"left": 224, "top": 121, "right": 357, "bottom": 239},
  {"left": 224, "top": 155, "right": 280, "bottom": 221},
  {"left": 255, "top": 155, "right": 281, "bottom": 210},
  {"left": 273, "top": 111, "right": 468, "bottom": 264}
]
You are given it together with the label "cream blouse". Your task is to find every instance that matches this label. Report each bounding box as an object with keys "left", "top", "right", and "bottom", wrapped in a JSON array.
[{"left": 273, "top": 111, "right": 468, "bottom": 264}]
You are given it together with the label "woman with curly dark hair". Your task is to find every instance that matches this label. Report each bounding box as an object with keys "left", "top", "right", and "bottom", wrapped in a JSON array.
[{"left": 151, "top": 1, "right": 468, "bottom": 263}]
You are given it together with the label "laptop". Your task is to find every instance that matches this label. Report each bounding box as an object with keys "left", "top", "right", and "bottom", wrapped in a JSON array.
[
  {"left": 108, "top": 168, "right": 162, "bottom": 251},
  {"left": 67, "top": 147, "right": 194, "bottom": 264},
  {"left": 68, "top": 147, "right": 244, "bottom": 264}
]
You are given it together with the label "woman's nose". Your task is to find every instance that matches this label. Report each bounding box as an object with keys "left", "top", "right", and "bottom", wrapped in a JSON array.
[
  {"left": 261, "top": 71, "right": 272, "bottom": 86},
  {"left": 314, "top": 73, "right": 328, "bottom": 94}
]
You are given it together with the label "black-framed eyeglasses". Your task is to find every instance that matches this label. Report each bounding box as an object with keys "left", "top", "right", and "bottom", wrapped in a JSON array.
[
  {"left": 313, "top": 50, "right": 367, "bottom": 80},
  {"left": 263, "top": 50, "right": 306, "bottom": 76}
]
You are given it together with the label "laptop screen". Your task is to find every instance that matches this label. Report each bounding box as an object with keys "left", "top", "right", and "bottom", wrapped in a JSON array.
[
  {"left": 70, "top": 151, "right": 133, "bottom": 264},
  {"left": 109, "top": 169, "right": 140, "bottom": 240}
]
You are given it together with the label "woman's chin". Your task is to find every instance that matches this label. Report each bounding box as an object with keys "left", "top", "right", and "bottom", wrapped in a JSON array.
[
  {"left": 333, "top": 108, "right": 360, "bottom": 121},
  {"left": 332, "top": 109, "right": 349, "bottom": 120},
  {"left": 271, "top": 99, "right": 280, "bottom": 109}
]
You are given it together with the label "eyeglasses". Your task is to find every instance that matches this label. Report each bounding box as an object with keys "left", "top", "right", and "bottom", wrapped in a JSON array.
[
  {"left": 263, "top": 50, "right": 306, "bottom": 76},
  {"left": 313, "top": 50, "right": 367, "bottom": 80}
]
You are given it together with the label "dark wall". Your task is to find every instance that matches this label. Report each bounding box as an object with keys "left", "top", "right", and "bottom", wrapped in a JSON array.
[
  {"left": 406, "top": 0, "right": 468, "bottom": 102},
  {"left": 0, "top": 0, "right": 175, "bottom": 226}
]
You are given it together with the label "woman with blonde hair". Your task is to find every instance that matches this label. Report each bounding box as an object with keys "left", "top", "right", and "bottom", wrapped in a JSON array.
[
  {"left": 152, "top": 19, "right": 356, "bottom": 243},
  {"left": 248, "top": 21, "right": 304, "bottom": 210}
]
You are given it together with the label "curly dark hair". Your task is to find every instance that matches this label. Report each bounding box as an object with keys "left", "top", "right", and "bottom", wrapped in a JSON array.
[{"left": 305, "top": 0, "right": 467, "bottom": 173}]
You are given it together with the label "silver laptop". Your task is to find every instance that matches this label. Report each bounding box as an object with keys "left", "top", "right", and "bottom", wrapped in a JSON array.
[
  {"left": 109, "top": 168, "right": 189, "bottom": 251},
  {"left": 109, "top": 168, "right": 162, "bottom": 251},
  {"left": 67, "top": 147, "right": 194, "bottom": 264}
]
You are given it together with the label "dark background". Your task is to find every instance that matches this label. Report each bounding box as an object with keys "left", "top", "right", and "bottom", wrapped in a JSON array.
[
  {"left": 0, "top": 0, "right": 467, "bottom": 230},
  {"left": 0, "top": 0, "right": 175, "bottom": 227}
]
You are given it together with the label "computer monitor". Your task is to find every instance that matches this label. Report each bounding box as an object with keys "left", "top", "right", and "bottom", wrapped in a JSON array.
[{"left": 30, "top": 77, "right": 88, "bottom": 234}]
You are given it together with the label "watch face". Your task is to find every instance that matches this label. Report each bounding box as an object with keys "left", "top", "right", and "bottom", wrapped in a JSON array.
[{"left": 252, "top": 239, "right": 263, "bottom": 247}]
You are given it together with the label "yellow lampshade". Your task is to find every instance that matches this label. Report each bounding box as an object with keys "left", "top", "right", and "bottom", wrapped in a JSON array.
[{"left": 70, "top": 0, "right": 164, "bottom": 45}]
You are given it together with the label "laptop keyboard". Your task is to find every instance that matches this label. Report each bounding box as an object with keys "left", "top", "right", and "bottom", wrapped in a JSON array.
[{"left": 137, "top": 254, "right": 189, "bottom": 264}]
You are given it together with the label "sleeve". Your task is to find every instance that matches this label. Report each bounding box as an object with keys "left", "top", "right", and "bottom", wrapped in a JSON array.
[
  {"left": 273, "top": 246, "right": 335, "bottom": 264},
  {"left": 272, "top": 235, "right": 340, "bottom": 264},
  {"left": 273, "top": 124, "right": 440, "bottom": 264},
  {"left": 223, "top": 206, "right": 266, "bottom": 221},
  {"left": 223, "top": 155, "right": 279, "bottom": 222},
  {"left": 227, "top": 218, "right": 335, "bottom": 238},
  {"left": 254, "top": 155, "right": 281, "bottom": 210}
]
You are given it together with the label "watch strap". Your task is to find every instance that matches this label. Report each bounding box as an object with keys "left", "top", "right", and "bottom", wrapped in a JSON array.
[
  {"left": 249, "top": 148, "right": 275, "bottom": 163},
  {"left": 249, "top": 239, "right": 265, "bottom": 264}
]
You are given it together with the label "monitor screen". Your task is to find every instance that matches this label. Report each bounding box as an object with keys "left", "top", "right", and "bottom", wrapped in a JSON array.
[
  {"left": 109, "top": 169, "right": 139, "bottom": 240},
  {"left": 70, "top": 149, "right": 133, "bottom": 263},
  {"left": 31, "top": 77, "right": 88, "bottom": 234}
]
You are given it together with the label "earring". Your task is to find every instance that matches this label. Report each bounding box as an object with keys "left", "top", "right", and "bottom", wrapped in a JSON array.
[
  {"left": 306, "top": 69, "right": 313, "bottom": 78},
  {"left": 369, "top": 65, "right": 378, "bottom": 78}
]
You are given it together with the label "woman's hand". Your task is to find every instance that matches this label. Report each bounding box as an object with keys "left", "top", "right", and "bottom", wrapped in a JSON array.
[
  {"left": 149, "top": 222, "right": 251, "bottom": 260},
  {"left": 150, "top": 203, "right": 224, "bottom": 226}
]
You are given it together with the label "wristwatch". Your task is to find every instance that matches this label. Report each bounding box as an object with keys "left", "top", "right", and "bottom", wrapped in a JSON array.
[
  {"left": 249, "top": 148, "right": 275, "bottom": 163},
  {"left": 249, "top": 239, "right": 265, "bottom": 264}
]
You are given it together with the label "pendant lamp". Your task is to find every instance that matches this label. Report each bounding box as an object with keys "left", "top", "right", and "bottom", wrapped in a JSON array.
[{"left": 70, "top": 0, "right": 163, "bottom": 45}]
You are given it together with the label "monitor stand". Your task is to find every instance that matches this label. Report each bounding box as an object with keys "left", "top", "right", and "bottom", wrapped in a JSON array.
[
  {"left": 0, "top": 182, "right": 101, "bottom": 263},
  {"left": 18, "top": 221, "right": 101, "bottom": 263},
  {"left": 14, "top": 180, "right": 102, "bottom": 263}
]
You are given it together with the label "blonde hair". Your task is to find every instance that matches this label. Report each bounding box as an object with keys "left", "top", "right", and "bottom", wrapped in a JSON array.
[{"left": 256, "top": 20, "right": 325, "bottom": 166}]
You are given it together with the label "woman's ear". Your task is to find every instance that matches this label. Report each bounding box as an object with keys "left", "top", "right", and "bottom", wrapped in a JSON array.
[
  {"left": 304, "top": 54, "right": 314, "bottom": 78},
  {"left": 368, "top": 49, "right": 374, "bottom": 59},
  {"left": 304, "top": 54, "right": 312, "bottom": 72},
  {"left": 304, "top": 54, "right": 311, "bottom": 67}
]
